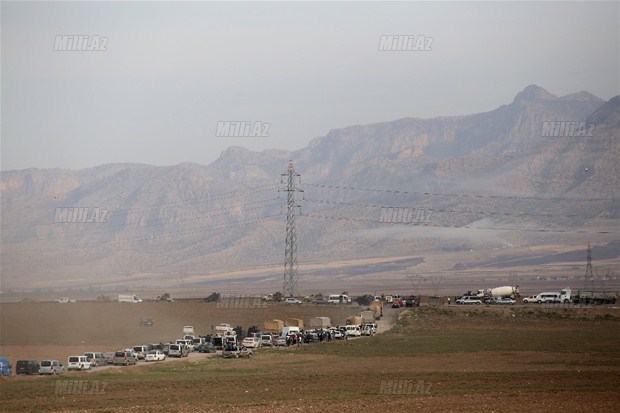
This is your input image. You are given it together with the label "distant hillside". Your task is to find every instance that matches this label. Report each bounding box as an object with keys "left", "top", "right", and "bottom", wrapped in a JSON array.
[{"left": 1, "top": 85, "right": 618, "bottom": 292}]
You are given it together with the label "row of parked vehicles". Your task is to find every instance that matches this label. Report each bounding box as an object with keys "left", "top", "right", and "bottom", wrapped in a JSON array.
[
  {"left": 4, "top": 321, "right": 379, "bottom": 376},
  {"left": 10, "top": 353, "right": 106, "bottom": 375},
  {"left": 7, "top": 345, "right": 178, "bottom": 376}
]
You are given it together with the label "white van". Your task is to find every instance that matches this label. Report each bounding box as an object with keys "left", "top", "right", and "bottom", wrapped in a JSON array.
[
  {"left": 67, "top": 356, "right": 91, "bottom": 371},
  {"left": 534, "top": 292, "right": 560, "bottom": 303},
  {"left": 344, "top": 325, "right": 361, "bottom": 337},
  {"left": 328, "top": 294, "right": 351, "bottom": 304},
  {"left": 281, "top": 326, "right": 300, "bottom": 337}
]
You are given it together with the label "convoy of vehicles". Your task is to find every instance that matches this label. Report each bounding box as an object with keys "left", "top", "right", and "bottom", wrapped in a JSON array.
[{"left": 5, "top": 286, "right": 616, "bottom": 380}]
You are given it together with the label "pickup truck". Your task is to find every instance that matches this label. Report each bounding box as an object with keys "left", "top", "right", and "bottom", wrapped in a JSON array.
[{"left": 222, "top": 345, "right": 253, "bottom": 358}]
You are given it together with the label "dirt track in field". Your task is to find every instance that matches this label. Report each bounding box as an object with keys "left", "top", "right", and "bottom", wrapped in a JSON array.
[
  {"left": 2, "top": 303, "right": 620, "bottom": 412},
  {"left": 0, "top": 299, "right": 382, "bottom": 363}
]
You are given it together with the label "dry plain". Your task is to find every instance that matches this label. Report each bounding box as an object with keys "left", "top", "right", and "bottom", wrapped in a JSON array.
[{"left": 1, "top": 301, "right": 620, "bottom": 412}]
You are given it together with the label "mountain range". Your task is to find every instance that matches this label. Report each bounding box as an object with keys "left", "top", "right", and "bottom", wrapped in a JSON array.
[{"left": 1, "top": 85, "right": 618, "bottom": 296}]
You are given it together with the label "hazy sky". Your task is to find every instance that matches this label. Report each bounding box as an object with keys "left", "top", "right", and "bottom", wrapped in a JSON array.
[{"left": 2, "top": 1, "right": 618, "bottom": 171}]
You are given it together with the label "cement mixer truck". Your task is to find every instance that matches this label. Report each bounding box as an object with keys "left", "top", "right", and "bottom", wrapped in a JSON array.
[
  {"left": 488, "top": 286, "right": 519, "bottom": 298},
  {"left": 483, "top": 286, "right": 519, "bottom": 304}
]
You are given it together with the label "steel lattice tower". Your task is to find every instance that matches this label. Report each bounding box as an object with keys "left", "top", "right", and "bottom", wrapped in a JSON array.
[
  {"left": 281, "top": 160, "right": 302, "bottom": 297},
  {"left": 584, "top": 242, "right": 594, "bottom": 290}
]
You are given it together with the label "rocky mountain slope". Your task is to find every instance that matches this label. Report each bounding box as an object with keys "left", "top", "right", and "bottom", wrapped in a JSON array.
[{"left": 1, "top": 85, "right": 618, "bottom": 292}]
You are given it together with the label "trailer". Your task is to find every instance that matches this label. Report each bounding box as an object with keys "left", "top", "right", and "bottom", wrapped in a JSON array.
[
  {"left": 360, "top": 310, "right": 375, "bottom": 324},
  {"left": 571, "top": 290, "right": 618, "bottom": 305},
  {"left": 308, "top": 317, "right": 331, "bottom": 329}
]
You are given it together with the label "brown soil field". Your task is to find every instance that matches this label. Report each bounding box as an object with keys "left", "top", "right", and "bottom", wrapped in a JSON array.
[
  {"left": 1, "top": 303, "right": 620, "bottom": 412},
  {"left": 0, "top": 300, "right": 368, "bottom": 362}
]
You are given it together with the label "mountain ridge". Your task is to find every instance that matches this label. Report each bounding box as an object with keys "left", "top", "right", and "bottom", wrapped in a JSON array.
[{"left": 1, "top": 85, "right": 618, "bottom": 292}]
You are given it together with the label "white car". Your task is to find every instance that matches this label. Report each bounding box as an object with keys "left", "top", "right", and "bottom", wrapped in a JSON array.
[
  {"left": 274, "top": 337, "right": 287, "bottom": 347},
  {"left": 456, "top": 296, "right": 482, "bottom": 305},
  {"left": 40, "top": 360, "right": 65, "bottom": 375},
  {"left": 145, "top": 350, "right": 165, "bottom": 362},
  {"left": 242, "top": 337, "right": 261, "bottom": 349},
  {"left": 67, "top": 356, "right": 91, "bottom": 371},
  {"left": 124, "top": 349, "right": 141, "bottom": 360},
  {"left": 260, "top": 335, "right": 274, "bottom": 347},
  {"left": 285, "top": 297, "right": 302, "bottom": 305}
]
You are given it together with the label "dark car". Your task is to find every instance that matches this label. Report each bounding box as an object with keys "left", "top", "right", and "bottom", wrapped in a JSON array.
[
  {"left": 313, "top": 298, "right": 329, "bottom": 305},
  {"left": 391, "top": 301, "right": 401, "bottom": 308},
  {"left": 196, "top": 342, "right": 216, "bottom": 353},
  {"left": 16, "top": 359, "right": 40, "bottom": 375}
]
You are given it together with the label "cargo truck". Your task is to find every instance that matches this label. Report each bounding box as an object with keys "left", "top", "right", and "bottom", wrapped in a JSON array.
[{"left": 571, "top": 290, "right": 618, "bottom": 305}]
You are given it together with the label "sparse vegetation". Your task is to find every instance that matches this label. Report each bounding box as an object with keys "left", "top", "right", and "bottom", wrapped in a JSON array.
[{"left": 2, "top": 305, "right": 619, "bottom": 412}]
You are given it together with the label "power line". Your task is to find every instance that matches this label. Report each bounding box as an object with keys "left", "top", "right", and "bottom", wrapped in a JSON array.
[
  {"left": 0, "top": 184, "right": 280, "bottom": 230},
  {"left": 302, "top": 182, "right": 617, "bottom": 202},
  {"left": 303, "top": 197, "right": 612, "bottom": 220},
  {"left": 301, "top": 213, "right": 615, "bottom": 234},
  {"left": 1, "top": 213, "right": 281, "bottom": 254}
]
